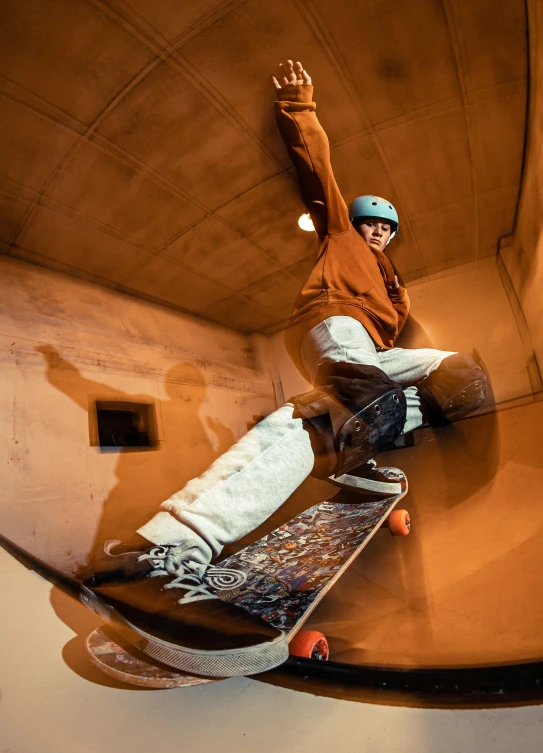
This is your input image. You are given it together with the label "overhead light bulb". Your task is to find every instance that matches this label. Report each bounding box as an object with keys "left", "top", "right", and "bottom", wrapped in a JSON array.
[{"left": 298, "top": 213, "right": 315, "bottom": 232}]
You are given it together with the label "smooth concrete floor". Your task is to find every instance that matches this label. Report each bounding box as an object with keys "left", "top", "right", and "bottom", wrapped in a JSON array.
[
  {"left": 304, "top": 400, "right": 543, "bottom": 669},
  {"left": 220, "top": 400, "right": 543, "bottom": 672},
  {"left": 1, "top": 546, "right": 543, "bottom": 753}
]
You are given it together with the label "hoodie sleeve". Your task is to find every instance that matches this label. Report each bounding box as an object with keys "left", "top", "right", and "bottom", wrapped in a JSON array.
[
  {"left": 388, "top": 285, "right": 410, "bottom": 335},
  {"left": 275, "top": 85, "right": 351, "bottom": 238}
]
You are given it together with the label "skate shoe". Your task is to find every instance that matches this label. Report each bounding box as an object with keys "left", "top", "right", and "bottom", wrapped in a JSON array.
[{"left": 78, "top": 541, "right": 288, "bottom": 677}]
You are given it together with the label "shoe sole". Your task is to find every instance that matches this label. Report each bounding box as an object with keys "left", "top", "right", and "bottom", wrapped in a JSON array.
[
  {"left": 80, "top": 585, "right": 289, "bottom": 677},
  {"left": 330, "top": 472, "right": 402, "bottom": 497}
]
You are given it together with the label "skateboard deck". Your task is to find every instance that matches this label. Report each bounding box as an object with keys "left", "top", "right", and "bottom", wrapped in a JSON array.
[{"left": 86, "top": 466, "right": 408, "bottom": 688}]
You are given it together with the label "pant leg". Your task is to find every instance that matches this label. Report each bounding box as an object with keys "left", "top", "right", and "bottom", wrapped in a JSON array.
[
  {"left": 300, "top": 316, "right": 456, "bottom": 435},
  {"left": 138, "top": 404, "right": 314, "bottom": 562},
  {"left": 300, "top": 316, "right": 381, "bottom": 382},
  {"left": 137, "top": 318, "right": 452, "bottom": 563},
  {"left": 377, "top": 346, "right": 457, "bottom": 385},
  {"left": 377, "top": 346, "right": 456, "bottom": 433}
]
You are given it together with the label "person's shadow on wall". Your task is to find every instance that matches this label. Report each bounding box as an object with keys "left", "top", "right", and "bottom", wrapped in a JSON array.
[
  {"left": 35, "top": 345, "right": 235, "bottom": 555},
  {"left": 36, "top": 344, "right": 237, "bottom": 686}
]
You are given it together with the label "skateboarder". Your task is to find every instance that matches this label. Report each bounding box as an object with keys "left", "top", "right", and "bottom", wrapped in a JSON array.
[{"left": 80, "top": 60, "right": 487, "bottom": 677}]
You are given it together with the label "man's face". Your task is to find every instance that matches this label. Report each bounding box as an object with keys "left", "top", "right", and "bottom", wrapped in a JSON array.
[{"left": 355, "top": 218, "right": 392, "bottom": 252}]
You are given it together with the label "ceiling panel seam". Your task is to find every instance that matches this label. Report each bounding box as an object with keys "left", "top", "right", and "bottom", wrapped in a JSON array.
[
  {"left": 5, "top": 241, "right": 130, "bottom": 288},
  {"left": 479, "top": 183, "right": 523, "bottom": 200},
  {"left": 0, "top": 176, "right": 39, "bottom": 204},
  {"left": 327, "top": 94, "right": 473, "bottom": 146},
  {"left": 7, "top": 54, "right": 168, "bottom": 249},
  {"left": 85, "top": 132, "right": 295, "bottom": 268},
  {"left": 467, "top": 77, "right": 528, "bottom": 103},
  {"left": 4, "top": 82, "right": 288, "bottom": 279},
  {"left": 0, "top": 77, "right": 88, "bottom": 136},
  {"left": 0, "top": 71, "right": 287, "bottom": 250},
  {"left": 6, "top": 0, "right": 297, "bottom": 278},
  {"left": 153, "top": 197, "right": 295, "bottom": 266},
  {"left": 88, "top": 0, "right": 296, "bottom": 181},
  {"left": 235, "top": 267, "right": 302, "bottom": 297},
  {"left": 117, "top": 206, "right": 293, "bottom": 285},
  {"left": 112, "top": 247, "right": 250, "bottom": 299},
  {"left": 0, "top": 245, "right": 269, "bottom": 334},
  {"left": 5, "top": 181, "right": 158, "bottom": 253},
  {"left": 441, "top": 0, "right": 481, "bottom": 266},
  {"left": 373, "top": 101, "right": 470, "bottom": 133},
  {"left": 0, "top": 128, "right": 282, "bottom": 270},
  {"left": 201, "top": 288, "right": 287, "bottom": 319},
  {"left": 2, "top": 128, "right": 291, "bottom": 290},
  {"left": 4, "top": 238, "right": 252, "bottom": 321},
  {"left": 409, "top": 194, "right": 474, "bottom": 221},
  {"left": 88, "top": 132, "right": 223, "bottom": 213},
  {"left": 114, "top": 234, "right": 297, "bottom": 304},
  {"left": 371, "top": 96, "right": 465, "bottom": 132},
  {"left": 81, "top": 133, "right": 290, "bottom": 268},
  {"left": 292, "top": 0, "right": 430, "bottom": 277},
  {"left": 2, "top": 179, "right": 282, "bottom": 302}
]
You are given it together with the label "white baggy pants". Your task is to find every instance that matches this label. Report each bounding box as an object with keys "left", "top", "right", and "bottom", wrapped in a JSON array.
[{"left": 138, "top": 317, "right": 455, "bottom": 563}]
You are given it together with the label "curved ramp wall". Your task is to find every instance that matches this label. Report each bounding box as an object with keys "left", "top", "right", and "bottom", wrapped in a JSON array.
[{"left": 500, "top": 0, "right": 543, "bottom": 381}]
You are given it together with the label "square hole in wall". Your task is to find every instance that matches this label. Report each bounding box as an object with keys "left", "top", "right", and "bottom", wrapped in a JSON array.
[{"left": 93, "top": 401, "right": 158, "bottom": 451}]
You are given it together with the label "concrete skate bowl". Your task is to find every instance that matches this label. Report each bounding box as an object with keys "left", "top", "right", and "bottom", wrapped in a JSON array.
[
  {"left": 246, "top": 402, "right": 543, "bottom": 707},
  {"left": 256, "top": 0, "right": 543, "bottom": 705},
  {"left": 2, "top": 0, "right": 543, "bottom": 707}
]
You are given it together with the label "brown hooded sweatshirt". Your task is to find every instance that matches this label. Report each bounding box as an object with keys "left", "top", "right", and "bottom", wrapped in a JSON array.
[{"left": 276, "top": 85, "right": 410, "bottom": 378}]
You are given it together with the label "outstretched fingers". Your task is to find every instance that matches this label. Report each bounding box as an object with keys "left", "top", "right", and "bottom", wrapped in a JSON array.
[
  {"left": 284, "top": 59, "right": 298, "bottom": 83},
  {"left": 294, "top": 60, "right": 312, "bottom": 84},
  {"left": 271, "top": 59, "right": 312, "bottom": 90}
]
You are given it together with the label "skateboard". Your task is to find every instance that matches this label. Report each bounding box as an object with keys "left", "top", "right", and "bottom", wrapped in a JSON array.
[{"left": 86, "top": 466, "right": 409, "bottom": 688}]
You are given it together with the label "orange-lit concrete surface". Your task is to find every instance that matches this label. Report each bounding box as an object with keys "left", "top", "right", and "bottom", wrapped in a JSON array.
[
  {"left": 4, "top": 551, "right": 543, "bottom": 753},
  {"left": 501, "top": 0, "right": 543, "bottom": 371},
  {"left": 299, "top": 402, "right": 543, "bottom": 668},
  {"left": 0, "top": 255, "right": 279, "bottom": 567},
  {"left": 0, "top": 0, "right": 527, "bottom": 332},
  {"left": 216, "top": 399, "right": 543, "bottom": 671},
  {"left": 262, "top": 260, "right": 543, "bottom": 669},
  {"left": 2, "top": 0, "right": 543, "bottom": 717},
  {"left": 4, "top": 250, "right": 539, "bottom": 675}
]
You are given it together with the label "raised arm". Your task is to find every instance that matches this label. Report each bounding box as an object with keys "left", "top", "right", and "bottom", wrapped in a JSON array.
[
  {"left": 35, "top": 345, "right": 135, "bottom": 410},
  {"left": 272, "top": 60, "right": 350, "bottom": 238}
]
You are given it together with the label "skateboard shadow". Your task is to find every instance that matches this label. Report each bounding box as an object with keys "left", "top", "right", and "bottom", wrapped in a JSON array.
[
  {"left": 36, "top": 345, "right": 235, "bottom": 684},
  {"left": 49, "top": 585, "right": 149, "bottom": 690}
]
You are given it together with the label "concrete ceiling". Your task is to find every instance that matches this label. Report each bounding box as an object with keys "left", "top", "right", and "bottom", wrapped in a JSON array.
[{"left": 0, "top": 0, "right": 527, "bottom": 333}]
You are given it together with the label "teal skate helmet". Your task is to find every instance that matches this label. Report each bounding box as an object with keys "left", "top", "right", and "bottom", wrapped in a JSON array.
[{"left": 348, "top": 195, "right": 399, "bottom": 236}]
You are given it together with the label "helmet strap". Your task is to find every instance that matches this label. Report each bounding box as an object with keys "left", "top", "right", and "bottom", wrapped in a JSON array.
[{"left": 385, "top": 231, "right": 397, "bottom": 247}]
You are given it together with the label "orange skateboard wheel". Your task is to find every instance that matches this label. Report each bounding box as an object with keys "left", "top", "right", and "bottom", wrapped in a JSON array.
[
  {"left": 387, "top": 509, "right": 411, "bottom": 536},
  {"left": 289, "top": 630, "right": 329, "bottom": 660}
]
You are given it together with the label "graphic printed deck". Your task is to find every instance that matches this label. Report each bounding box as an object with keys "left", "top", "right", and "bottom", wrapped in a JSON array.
[
  {"left": 87, "top": 467, "right": 407, "bottom": 686},
  {"left": 214, "top": 467, "right": 407, "bottom": 634}
]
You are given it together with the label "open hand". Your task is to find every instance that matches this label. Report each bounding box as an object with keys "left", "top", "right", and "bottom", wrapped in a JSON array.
[
  {"left": 35, "top": 344, "right": 74, "bottom": 370},
  {"left": 271, "top": 59, "right": 312, "bottom": 92}
]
